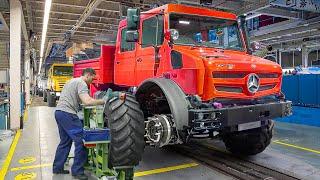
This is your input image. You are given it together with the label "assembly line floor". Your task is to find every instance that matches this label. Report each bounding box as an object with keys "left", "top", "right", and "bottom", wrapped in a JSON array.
[{"left": 2, "top": 96, "right": 320, "bottom": 180}]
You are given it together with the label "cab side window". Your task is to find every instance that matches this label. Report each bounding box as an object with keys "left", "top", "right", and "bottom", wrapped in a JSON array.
[
  {"left": 120, "top": 28, "right": 135, "bottom": 52},
  {"left": 142, "top": 15, "right": 164, "bottom": 48}
]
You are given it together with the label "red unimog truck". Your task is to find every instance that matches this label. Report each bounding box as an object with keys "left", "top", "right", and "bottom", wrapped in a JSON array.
[{"left": 74, "top": 4, "right": 292, "bottom": 168}]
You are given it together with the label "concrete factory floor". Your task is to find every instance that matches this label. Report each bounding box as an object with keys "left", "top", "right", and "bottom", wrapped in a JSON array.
[{"left": 1, "top": 96, "right": 320, "bottom": 180}]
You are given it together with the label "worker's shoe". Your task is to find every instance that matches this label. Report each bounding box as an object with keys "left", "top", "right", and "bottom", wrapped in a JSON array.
[
  {"left": 53, "top": 169, "right": 70, "bottom": 174},
  {"left": 72, "top": 174, "right": 88, "bottom": 180}
]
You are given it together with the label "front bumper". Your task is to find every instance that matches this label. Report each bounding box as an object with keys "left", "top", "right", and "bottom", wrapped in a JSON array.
[{"left": 188, "top": 100, "right": 292, "bottom": 133}]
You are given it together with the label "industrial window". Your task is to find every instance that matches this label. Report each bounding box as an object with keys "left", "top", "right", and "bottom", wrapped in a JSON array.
[
  {"left": 142, "top": 16, "right": 164, "bottom": 48},
  {"left": 281, "top": 51, "right": 294, "bottom": 68},
  {"left": 309, "top": 50, "right": 319, "bottom": 66},
  {"left": 294, "top": 51, "right": 302, "bottom": 67},
  {"left": 120, "top": 28, "right": 135, "bottom": 52}
]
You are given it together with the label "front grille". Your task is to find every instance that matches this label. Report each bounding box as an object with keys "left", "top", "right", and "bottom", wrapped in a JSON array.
[
  {"left": 215, "top": 86, "right": 243, "bottom": 93},
  {"left": 258, "top": 84, "right": 276, "bottom": 91},
  {"left": 58, "top": 82, "right": 66, "bottom": 89},
  {"left": 213, "top": 72, "right": 278, "bottom": 79},
  {"left": 257, "top": 73, "right": 278, "bottom": 78},
  {"left": 213, "top": 72, "right": 246, "bottom": 78}
]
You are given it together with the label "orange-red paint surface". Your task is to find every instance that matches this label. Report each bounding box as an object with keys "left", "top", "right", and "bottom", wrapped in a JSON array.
[{"left": 74, "top": 4, "right": 282, "bottom": 101}]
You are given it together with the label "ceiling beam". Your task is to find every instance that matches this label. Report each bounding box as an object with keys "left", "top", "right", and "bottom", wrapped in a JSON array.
[
  {"left": 0, "top": 12, "right": 9, "bottom": 31},
  {"left": 252, "top": 21, "right": 320, "bottom": 42},
  {"left": 258, "top": 7, "right": 300, "bottom": 19},
  {"left": 250, "top": 19, "right": 301, "bottom": 37},
  {"left": 34, "top": 10, "right": 120, "bottom": 21},
  {"left": 18, "top": 0, "right": 28, "bottom": 41},
  {"left": 34, "top": 16, "right": 120, "bottom": 24},
  {"left": 25, "top": 0, "right": 34, "bottom": 31},
  {"left": 177, "top": 0, "right": 242, "bottom": 11},
  {"left": 32, "top": 21, "right": 118, "bottom": 30},
  {"left": 34, "top": 27, "right": 116, "bottom": 35},
  {"left": 28, "top": 1, "right": 120, "bottom": 13},
  {"left": 237, "top": 0, "right": 270, "bottom": 15},
  {"left": 263, "top": 30, "right": 320, "bottom": 45}
]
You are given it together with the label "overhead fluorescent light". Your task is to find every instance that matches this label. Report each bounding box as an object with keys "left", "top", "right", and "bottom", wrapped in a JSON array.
[
  {"left": 38, "top": 0, "right": 52, "bottom": 74},
  {"left": 179, "top": 20, "right": 190, "bottom": 25}
]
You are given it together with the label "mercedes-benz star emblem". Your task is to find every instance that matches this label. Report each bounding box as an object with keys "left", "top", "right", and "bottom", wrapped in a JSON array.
[{"left": 247, "top": 73, "right": 260, "bottom": 93}]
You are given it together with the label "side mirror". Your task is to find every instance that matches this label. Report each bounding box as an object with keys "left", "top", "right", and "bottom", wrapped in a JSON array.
[
  {"left": 165, "top": 29, "right": 179, "bottom": 42},
  {"left": 127, "top": 8, "right": 140, "bottom": 30},
  {"left": 125, "top": 30, "right": 139, "bottom": 42}
]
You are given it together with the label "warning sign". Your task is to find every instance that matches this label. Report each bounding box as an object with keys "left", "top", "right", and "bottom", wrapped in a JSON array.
[
  {"left": 15, "top": 172, "right": 36, "bottom": 180},
  {"left": 18, "top": 157, "right": 36, "bottom": 164}
]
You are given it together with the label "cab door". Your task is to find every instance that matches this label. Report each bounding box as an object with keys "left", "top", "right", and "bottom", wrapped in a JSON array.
[
  {"left": 135, "top": 15, "right": 164, "bottom": 85},
  {"left": 114, "top": 26, "right": 137, "bottom": 86}
]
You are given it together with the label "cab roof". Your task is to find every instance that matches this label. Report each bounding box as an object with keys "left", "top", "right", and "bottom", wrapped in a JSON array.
[{"left": 119, "top": 3, "right": 237, "bottom": 26}]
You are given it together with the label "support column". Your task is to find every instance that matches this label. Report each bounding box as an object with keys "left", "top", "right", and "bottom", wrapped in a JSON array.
[
  {"left": 10, "top": 0, "right": 22, "bottom": 129},
  {"left": 279, "top": 51, "right": 282, "bottom": 67},
  {"left": 25, "top": 42, "right": 31, "bottom": 105},
  {"left": 301, "top": 45, "right": 309, "bottom": 67}
]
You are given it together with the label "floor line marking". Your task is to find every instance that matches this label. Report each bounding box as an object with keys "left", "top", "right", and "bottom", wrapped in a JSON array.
[
  {"left": 10, "top": 163, "right": 52, "bottom": 172},
  {"left": 134, "top": 163, "right": 199, "bottom": 177},
  {"left": 23, "top": 104, "right": 30, "bottom": 122},
  {"left": 0, "top": 130, "right": 21, "bottom": 180},
  {"left": 0, "top": 102, "right": 30, "bottom": 179},
  {"left": 273, "top": 140, "right": 320, "bottom": 154},
  {"left": 9, "top": 162, "right": 199, "bottom": 177}
]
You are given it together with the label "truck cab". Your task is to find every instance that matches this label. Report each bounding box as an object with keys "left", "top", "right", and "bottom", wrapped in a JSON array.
[
  {"left": 115, "top": 4, "right": 282, "bottom": 100},
  {"left": 45, "top": 63, "right": 73, "bottom": 106},
  {"left": 113, "top": 4, "right": 291, "bottom": 153}
]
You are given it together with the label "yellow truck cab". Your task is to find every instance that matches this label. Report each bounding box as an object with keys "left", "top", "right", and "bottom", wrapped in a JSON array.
[{"left": 45, "top": 63, "right": 73, "bottom": 107}]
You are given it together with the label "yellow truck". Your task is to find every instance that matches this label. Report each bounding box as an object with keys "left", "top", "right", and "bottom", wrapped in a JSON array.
[{"left": 44, "top": 63, "right": 73, "bottom": 107}]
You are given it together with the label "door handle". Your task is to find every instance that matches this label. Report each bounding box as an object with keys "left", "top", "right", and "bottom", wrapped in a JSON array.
[
  {"left": 116, "top": 61, "right": 120, "bottom": 64},
  {"left": 136, "top": 58, "right": 142, "bottom": 62}
]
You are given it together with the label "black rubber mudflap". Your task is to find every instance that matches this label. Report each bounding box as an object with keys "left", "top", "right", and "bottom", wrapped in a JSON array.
[
  {"left": 104, "top": 94, "right": 145, "bottom": 167},
  {"left": 222, "top": 119, "right": 274, "bottom": 155}
]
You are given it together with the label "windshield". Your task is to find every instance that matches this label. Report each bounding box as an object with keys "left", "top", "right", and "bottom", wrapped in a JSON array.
[
  {"left": 169, "top": 14, "right": 244, "bottom": 51},
  {"left": 53, "top": 66, "right": 73, "bottom": 76}
]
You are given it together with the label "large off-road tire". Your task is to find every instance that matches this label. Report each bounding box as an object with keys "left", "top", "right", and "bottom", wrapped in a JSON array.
[
  {"left": 104, "top": 94, "right": 145, "bottom": 167},
  {"left": 43, "top": 91, "right": 47, "bottom": 102},
  {"left": 222, "top": 119, "right": 274, "bottom": 155}
]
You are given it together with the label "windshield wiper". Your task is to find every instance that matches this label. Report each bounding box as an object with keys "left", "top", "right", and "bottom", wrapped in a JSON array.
[{"left": 191, "top": 42, "right": 208, "bottom": 49}]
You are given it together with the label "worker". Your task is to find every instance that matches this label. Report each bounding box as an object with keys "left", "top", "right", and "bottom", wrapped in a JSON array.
[{"left": 52, "top": 68, "right": 105, "bottom": 180}]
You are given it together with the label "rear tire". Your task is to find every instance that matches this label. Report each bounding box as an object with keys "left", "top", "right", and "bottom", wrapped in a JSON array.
[
  {"left": 48, "top": 93, "right": 56, "bottom": 107},
  {"left": 43, "top": 91, "right": 47, "bottom": 102},
  {"left": 222, "top": 119, "right": 274, "bottom": 155},
  {"left": 39, "top": 90, "right": 43, "bottom": 97},
  {"left": 104, "top": 94, "right": 145, "bottom": 167}
]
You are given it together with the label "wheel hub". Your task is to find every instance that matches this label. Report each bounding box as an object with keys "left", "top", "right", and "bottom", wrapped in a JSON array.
[{"left": 145, "top": 115, "right": 172, "bottom": 147}]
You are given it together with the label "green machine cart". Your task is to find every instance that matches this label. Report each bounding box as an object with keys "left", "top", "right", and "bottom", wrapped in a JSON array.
[{"left": 81, "top": 104, "right": 134, "bottom": 180}]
